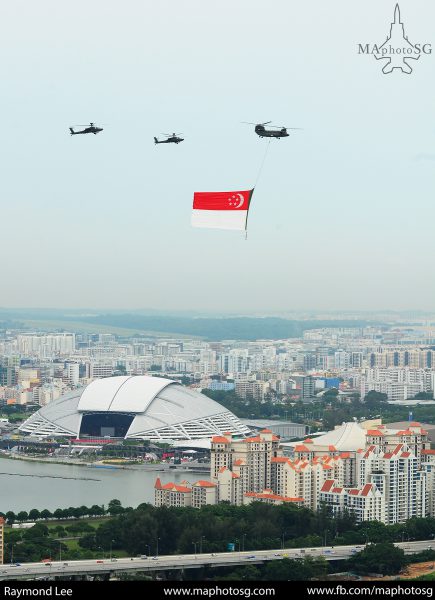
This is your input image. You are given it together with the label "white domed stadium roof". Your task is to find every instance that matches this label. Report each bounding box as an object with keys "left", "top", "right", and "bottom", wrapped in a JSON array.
[{"left": 19, "top": 376, "right": 250, "bottom": 442}]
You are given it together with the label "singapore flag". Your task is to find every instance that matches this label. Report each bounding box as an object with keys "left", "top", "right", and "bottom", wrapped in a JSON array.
[{"left": 191, "top": 189, "right": 254, "bottom": 231}]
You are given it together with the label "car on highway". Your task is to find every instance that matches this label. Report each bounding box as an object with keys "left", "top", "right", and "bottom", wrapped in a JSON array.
[
  {"left": 96, "top": 560, "right": 104, "bottom": 563},
  {"left": 274, "top": 553, "right": 281, "bottom": 557},
  {"left": 152, "top": 557, "right": 158, "bottom": 560},
  {"left": 246, "top": 555, "right": 256, "bottom": 559},
  {"left": 140, "top": 555, "right": 148, "bottom": 559}
]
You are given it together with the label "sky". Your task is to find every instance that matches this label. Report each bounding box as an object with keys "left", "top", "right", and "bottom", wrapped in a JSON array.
[{"left": 1, "top": 0, "right": 435, "bottom": 313}]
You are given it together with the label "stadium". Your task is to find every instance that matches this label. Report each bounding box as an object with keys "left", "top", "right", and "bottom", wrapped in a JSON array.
[{"left": 18, "top": 375, "right": 250, "bottom": 442}]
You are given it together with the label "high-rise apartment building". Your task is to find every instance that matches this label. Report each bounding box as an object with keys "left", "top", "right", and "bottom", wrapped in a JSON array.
[
  {"left": 155, "top": 421, "right": 433, "bottom": 522},
  {"left": 211, "top": 430, "right": 281, "bottom": 494}
]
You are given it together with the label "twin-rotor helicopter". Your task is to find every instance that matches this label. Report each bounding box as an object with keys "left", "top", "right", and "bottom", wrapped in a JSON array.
[
  {"left": 68, "top": 121, "right": 301, "bottom": 142},
  {"left": 242, "top": 121, "right": 302, "bottom": 139}
]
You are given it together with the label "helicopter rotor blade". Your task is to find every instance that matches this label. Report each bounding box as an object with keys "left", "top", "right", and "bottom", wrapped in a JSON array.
[{"left": 241, "top": 121, "right": 272, "bottom": 126}]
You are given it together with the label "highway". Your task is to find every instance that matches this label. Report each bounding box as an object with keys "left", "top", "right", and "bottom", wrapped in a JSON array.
[{"left": 1, "top": 540, "right": 434, "bottom": 580}]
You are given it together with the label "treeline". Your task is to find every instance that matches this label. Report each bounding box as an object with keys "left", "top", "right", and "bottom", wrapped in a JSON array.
[
  {"left": 90, "top": 503, "right": 435, "bottom": 556},
  {"left": 71, "top": 315, "right": 377, "bottom": 341},
  {"left": 4, "top": 500, "right": 435, "bottom": 576},
  {"left": 0, "top": 498, "right": 127, "bottom": 524},
  {"left": 4, "top": 501, "right": 435, "bottom": 552},
  {"left": 201, "top": 390, "right": 292, "bottom": 419},
  {"left": 202, "top": 389, "right": 435, "bottom": 427}
]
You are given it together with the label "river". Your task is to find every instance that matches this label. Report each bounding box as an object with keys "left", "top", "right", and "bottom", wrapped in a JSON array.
[{"left": 0, "top": 457, "right": 200, "bottom": 512}]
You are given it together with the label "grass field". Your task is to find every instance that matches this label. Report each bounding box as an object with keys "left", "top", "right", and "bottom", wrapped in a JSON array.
[{"left": 20, "top": 318, "right": 203, "bottom": 339}]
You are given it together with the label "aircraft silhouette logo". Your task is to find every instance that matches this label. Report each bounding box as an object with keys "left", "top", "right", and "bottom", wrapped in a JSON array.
[{"left": 358, "top": 4, "right": 432, "bottom": 74}]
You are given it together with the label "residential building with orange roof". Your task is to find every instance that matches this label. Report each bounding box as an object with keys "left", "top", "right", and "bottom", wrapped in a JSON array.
[
  {"left": 421, "top": 450, "right": 435, "bottom": 517},
  {"left": 244, "top": 490, "right": 304, "bottom": 507},
  {"left": 365, "top": 422, "right": 429, "bottom": 464},
  {"left": 319, "top": 479, "right": 385, "bottom": 523},
  {"left": 356, "top": 443, "right": 426, "bottom": 523},
  {"left": 191, "top": 480, "right": 217, "bottom": 508},
  {"left": 210, "top": 433, "right": 233, "bottom": 479},
  {"left": 157, "top": 419, "right": 432, "bottom": 520},
  {"left": 154, "top": 477, "right": 192, "bottom": 508},
  {"left": 216, "top": 467, "right": 243, "bottom": 505},
  {"left": 212, "top": 428, "right": 282, "bottom": 494}
]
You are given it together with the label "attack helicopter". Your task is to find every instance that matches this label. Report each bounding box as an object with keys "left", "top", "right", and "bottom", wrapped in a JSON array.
[
  {"left": 69, "top": 123, "right": 104, "bottom": 135},
  {"left": 243, "top": 121, "right": 302, "bottom": 139},
  {"left": 154, "top": 133, "right": 184, "bottom": 145}
]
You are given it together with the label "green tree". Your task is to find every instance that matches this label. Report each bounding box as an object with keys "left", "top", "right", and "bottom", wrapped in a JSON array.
[
  {"left": 108, "top": 499, "right": 124, "bottom": 516},
  {"left": 263, "top": 556, "right": 327, "bottom": 581},
  {"left": 348, "top": 542, "right": 406, "bottom": 575},
  {"left": 23, "top": 523, "right": 49, "bottom": 540},
  {"left": 218, "top": 565, "right": 261, "bottom": 581},
  {"left": 358, "top": 521, "right": 392, "bottom": 544},
  {"left": 78, "top": 533, "right": 97, "bottom": 551},
  {"left": 5, "top": 511, "right": 15, "bottom": 524},
  {"left": 89, "top": 504, "right": 105, "bottom": 517},
  {"left": 405, "top": 517, "right": 435, "bottom": 541},
  {"left": 28, "top": 509, "right": 40, "bottom": 521},
  {"left": 364, "top": 390, "right": 388, "bottom": 410}
]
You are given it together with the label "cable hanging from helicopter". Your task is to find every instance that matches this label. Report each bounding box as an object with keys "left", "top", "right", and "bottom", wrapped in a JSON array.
[{"left": 190, "top": 121, "right": 302, "bottom": 236}]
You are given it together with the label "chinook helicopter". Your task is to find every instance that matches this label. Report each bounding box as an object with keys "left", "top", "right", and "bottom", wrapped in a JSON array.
[
  {"left": 69, "top": 123, "right": 104, "bottom": 135},
  {"left": 243, "top": 121, "right": 302, "bottom": 139},
  {"left": 154, "top": 133, "right": 184, "bottom": 145}
]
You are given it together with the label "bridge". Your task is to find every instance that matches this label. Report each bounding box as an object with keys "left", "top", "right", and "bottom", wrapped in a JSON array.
[{"left": 1, "top": 540, "right": 434, "bottom": 580}]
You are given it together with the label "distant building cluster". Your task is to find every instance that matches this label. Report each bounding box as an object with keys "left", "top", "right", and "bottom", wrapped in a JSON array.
[
  {"left": 3, "top": 324, "right": 435, "bottom": 415},
  {"left": 155, "top": 421, "right": 435, "bottom": 525},
  {"left": 3, "top": 324, "right": 435, "bottom": 412}
]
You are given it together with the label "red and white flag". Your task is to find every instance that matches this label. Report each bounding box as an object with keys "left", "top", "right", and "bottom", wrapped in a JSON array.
[{"left": 192, "top": 189, "right": 254, "bottom": 231}]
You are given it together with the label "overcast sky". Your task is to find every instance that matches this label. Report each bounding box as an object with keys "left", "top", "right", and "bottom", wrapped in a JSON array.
[{"left": 1, "top": 0, "right": 435, "bottom": 313}]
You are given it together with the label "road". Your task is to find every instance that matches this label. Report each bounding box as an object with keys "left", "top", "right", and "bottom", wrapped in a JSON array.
[{"left": 1, "top": 540, "right": 434, "bottom": 580}]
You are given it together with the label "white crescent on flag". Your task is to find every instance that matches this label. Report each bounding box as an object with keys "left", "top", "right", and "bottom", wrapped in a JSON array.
[{"left": 228, "top": 193, "right": 245, "bottom": 209}]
